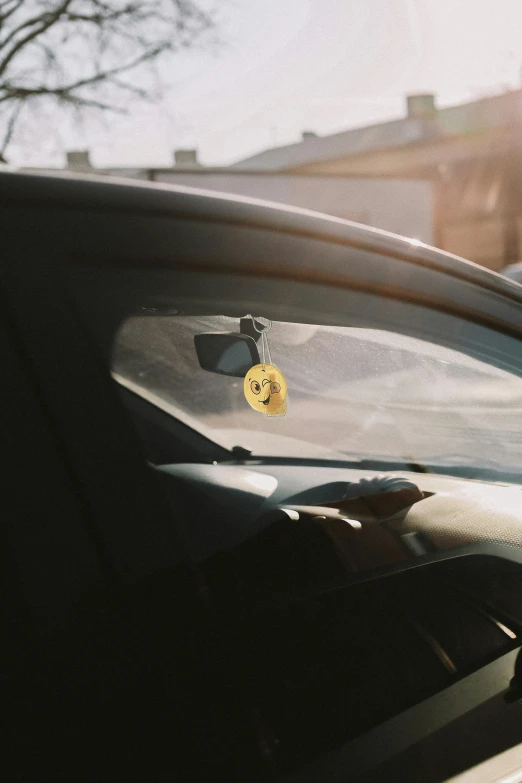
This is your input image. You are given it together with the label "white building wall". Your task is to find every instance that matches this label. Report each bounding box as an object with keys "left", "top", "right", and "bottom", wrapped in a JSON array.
[{"left": 102, "top": 170, "right": 434, "bottom": 243}]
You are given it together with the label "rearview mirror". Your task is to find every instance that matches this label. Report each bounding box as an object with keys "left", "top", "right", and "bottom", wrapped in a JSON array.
[{"left": 194, "top": 333, "right": 260, "bottom": 377}]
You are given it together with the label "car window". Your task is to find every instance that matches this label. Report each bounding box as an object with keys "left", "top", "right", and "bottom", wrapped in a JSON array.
[{"left": 113, "top": 314, "right": 522, "bottom": 481}]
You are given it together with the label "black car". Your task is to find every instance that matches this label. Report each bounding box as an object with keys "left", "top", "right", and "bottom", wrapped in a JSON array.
[{"left": 2, "top": 170, "right": 522, "bottom": 782}]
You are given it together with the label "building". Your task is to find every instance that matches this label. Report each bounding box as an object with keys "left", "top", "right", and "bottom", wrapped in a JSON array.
[
  {"left": 49, "top": 144, "right": 433, "bottom": 243},
  {"left": 233, "top": 90, "right": 522, "bottom": 271},
  {"left": 33, "top": 89, "right": 522, "bottom": 269},
  {"left": 34, "top": 146, "right": 433, "bottom": 244},
  {"left": 98, "top": 165, "right": 434, "bottom": 244}
]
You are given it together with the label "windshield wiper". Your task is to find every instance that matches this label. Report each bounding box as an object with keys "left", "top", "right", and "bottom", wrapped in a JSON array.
[
  {"left": 225, "top": 453, "right": 420, "bottom": 472},
  {"left": 225, "top": 451, "right": 522, "bottom": 484}
]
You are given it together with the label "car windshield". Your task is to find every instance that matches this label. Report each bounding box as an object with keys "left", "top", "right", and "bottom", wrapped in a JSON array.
[{"left": 113, "top": 314, "right": 522, "bottom": 482}]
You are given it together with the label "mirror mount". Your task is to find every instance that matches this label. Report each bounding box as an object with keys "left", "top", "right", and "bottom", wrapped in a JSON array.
[{"left": 240, "top": 317, "right": 264, "bottom": 342}]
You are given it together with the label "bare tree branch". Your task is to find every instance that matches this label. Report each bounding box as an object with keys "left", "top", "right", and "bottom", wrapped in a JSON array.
[
  {"left": 0, "top": 40, "right": 175, "bottom": 98},
  {"left": 0, "top": 0, "right": 73, "bottom": 76},
  {"left": 0, "top": 44, "right": 170, "bottom": 103},
  {"left": 0, "top": 1, "right": 24, "bottom": 26},
  {"left": 0, "top": 1, "right": 23, "bottom": 15},
  {"left": 0, "top": 95, "right": 22, "bottom": 154},
  {"left": 58, "top": 92, "right": 126, "bottom": 111},
  {"left": 0, "top": 0, "right": 218, "bottom": 158}
]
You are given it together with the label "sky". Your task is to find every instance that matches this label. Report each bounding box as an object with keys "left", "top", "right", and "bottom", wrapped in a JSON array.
[{"left": 12, "top": 0, "right": 522, "bottom": 168}]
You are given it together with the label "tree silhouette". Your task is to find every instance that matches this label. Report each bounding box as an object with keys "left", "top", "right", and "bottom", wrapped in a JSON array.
[{"left": 0, "top": 0, "right": 216, "bottom": 158}]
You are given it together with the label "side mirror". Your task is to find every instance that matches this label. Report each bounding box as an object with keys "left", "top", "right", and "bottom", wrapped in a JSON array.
[{"left": 194, "top": 332, "right": 260, "bottom": 377}]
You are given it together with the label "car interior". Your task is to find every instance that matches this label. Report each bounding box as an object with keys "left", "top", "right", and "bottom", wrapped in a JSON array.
[{"left": 3, "top": 175, "right": 522, "bottom": 783}]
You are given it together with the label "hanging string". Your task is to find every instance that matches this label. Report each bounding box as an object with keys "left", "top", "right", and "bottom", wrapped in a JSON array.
[
  {"left": 263, "top": 331, "right": 272, "bottom": 366},
  {"left": 247, "top": 315, "right": 272, "bottom": 369}
]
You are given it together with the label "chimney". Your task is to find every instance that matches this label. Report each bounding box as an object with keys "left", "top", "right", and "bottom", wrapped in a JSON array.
[
  {"left": 406, "top": 94, "right": 437, "bottom": 119},
  {"left": 173, "top": 148, "right": 200, "bottom": 167},
  {"left": 66, "top": 150, "right": 92, "bottom": 172},
  {"left": 302, "top": 131, "right": 317, "bottom": 141}
]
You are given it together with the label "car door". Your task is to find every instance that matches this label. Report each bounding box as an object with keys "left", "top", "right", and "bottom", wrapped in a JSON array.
[{"left": 0, "top": 252, "right": 268, "bottom": 783}]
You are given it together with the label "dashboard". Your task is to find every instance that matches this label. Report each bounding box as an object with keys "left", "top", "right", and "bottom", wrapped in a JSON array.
[
  {"left": 158, "top": 460, "right": 522, "bottom": 562},
  {"left": 157, "top": 460, "right": 522, "bottom": 781}
]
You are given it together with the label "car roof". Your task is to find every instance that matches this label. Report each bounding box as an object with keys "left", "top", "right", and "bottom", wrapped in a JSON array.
[{"left": 2, "top": 169, "right": 522, "bottom": 306}]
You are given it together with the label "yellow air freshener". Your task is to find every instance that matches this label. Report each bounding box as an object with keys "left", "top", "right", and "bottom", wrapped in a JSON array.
[
  {"left": 244, "top": 363, "right": 287, "bottom": 417},
  {"left": 243, "top": 316, "right": 287, "bottom": 417}
]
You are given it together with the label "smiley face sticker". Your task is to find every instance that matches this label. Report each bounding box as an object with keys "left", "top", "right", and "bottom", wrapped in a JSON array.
[{"left": 244, "top": 363, "right": 287, "bottom": 417}]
